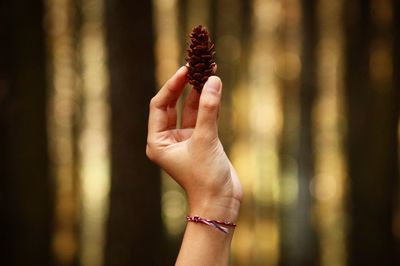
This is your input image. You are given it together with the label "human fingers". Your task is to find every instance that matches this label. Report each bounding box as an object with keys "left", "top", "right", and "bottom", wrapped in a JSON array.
[
  {"left": 148, "top": 66, "right": 188, "bottom": 135},
  {"left": 181, "top": 88, "right": 200, "bottom": 129},
  {"left": 192, "top": 76, "right": 222, "bottom": 142}
]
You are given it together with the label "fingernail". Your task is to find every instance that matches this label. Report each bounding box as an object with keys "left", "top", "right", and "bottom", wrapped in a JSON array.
[
  {"left": 177, "top": 66, "right": 187, "bottom": 74},
  {"left": 204, "top": 76, "right": 221, "bottom": 93}
]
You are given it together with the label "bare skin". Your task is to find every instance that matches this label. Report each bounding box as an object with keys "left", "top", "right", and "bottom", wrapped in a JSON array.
[{"left": 146, "top": 66, "right": 242, "bottom": 265}]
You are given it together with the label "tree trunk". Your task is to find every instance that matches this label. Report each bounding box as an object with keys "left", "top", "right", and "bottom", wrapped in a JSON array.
[
  {"left": 344, "top": 0, "right": 400, "bottom": 265},
  {"left": 282, "top": 0, "right": 319, "bottom": 265},
  {"left": 104, "top": 1, "right": 164, "bottom": 265},
  {"left": 393, "top": 0, "right": 400, "bottom": 260},
  {"left": 0, "top": 0, "right": 52, "bottom": 265},
  {"left": 279, "top": 0, "right": 319, "bottom": 266},
  {"left": 278, "top": 1, "right": 303, "bottom": 265}
]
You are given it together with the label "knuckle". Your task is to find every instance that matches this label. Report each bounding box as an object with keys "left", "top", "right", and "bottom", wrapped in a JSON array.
[
  {"left": 149, "top": 96, "right": 158, "bottom": 109},
  {"left": 200, "top": 96, "right": 218, "bottom": 111}
]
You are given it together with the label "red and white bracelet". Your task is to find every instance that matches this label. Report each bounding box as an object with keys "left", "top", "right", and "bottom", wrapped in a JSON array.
[{"left": 186, "top": 215, "right": 237, "bottom": 234}]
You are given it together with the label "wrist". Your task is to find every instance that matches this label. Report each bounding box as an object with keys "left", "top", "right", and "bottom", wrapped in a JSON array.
[
  {"left": 187, "top": 193, "right": 241, "bottom": 225},
  {"left": 177, "top": 195, "right": 239, "bottom": 266}
]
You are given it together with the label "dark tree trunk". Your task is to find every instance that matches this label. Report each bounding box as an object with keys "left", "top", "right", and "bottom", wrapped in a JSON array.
[
  {"left": 283, "top": 0, "right": 319, "bottom": 265},
  {"left": 394, "top": 0, "right": 400, "bottom": 259},
  {"left": 104, "top": 1, "right": 164, "bottom": 265},
  {"left": 0, "top": 0, "right": 52, "bottom": 265},
  {"left": 344, "top": 0, "right": 400, "bottom": 265},
  {"left": 178, "top": 0, "right": 188, "bottom": 59},
  {"left": 278, "top": 1, "right": 303, "bottom": 265},
  {"left": 239, "top": 0, "right": 252, "bottom": 73}
]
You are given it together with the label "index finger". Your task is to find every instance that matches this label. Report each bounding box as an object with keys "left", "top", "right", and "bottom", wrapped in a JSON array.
[{"left": 148, "top": 66, "right": 188, "bottom": 134}]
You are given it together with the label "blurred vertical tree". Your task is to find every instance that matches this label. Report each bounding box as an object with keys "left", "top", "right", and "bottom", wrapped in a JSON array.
[
  {"left": 104, "top": 0, "right": 165, "bottom": 265},
  {"left": 277, "top": 0, "right": 305, "bottom": 265},
  {"left": 0, "top": 0, "right": 53, "bottom": 265},
  {"left": 177, "top": 0, "right": 188, "bottom": 52},
  {"left": 294, "top": 0, "right": 319, "bottom": 265},
  {"left": 276, "top": 1, "right": 320, "bottom": 265},
  {"left": 344, "top": 0, "right": 400, "bottom": 265},
  {"left": 394, "top": 0, "right": 400, "bottom": 258}
]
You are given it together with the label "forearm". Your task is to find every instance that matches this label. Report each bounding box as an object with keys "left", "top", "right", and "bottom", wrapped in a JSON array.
[{"left": 176, "top": 196, "right": 240, "bottom": 266}]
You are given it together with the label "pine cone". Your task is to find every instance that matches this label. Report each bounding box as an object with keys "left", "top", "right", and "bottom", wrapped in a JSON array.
[{"left": 186, "top": 25, "right": 216, "bottom": 93}]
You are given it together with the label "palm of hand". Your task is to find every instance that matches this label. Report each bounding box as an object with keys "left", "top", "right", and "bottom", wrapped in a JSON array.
[{"left": 155, "top": 126, "right": 241, "bottom": 199}]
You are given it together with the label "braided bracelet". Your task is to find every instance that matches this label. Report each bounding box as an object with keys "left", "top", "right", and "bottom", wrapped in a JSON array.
[{"left": 186, "top": 215, "right": 237, "bottom": 234}]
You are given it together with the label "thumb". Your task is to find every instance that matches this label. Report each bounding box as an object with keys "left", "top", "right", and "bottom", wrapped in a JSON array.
[{"left": 193, "top": 76, "right": 222, "bottom": 142}]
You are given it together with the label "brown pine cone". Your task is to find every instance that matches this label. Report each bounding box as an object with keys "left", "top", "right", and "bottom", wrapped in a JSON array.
[{"left": 186, "top": 25, "right": 216, "bottom": 93}]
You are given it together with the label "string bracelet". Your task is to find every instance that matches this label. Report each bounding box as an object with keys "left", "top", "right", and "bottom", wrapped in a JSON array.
[{"left": 186, "top": 215, "right": 237, "bottom": 234}]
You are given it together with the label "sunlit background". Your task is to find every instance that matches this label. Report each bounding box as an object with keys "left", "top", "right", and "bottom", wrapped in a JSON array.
[{"left": 0, "top": 0, "right": 399, "bottom": 265}]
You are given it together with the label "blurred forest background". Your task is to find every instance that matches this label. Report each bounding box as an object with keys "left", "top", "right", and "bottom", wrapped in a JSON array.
[{"left": 0, "top": 0, "right": 399, "bottom": 265}]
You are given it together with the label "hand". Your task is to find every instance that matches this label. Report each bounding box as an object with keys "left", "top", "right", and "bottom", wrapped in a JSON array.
[{"left": 146, "top": 66, "right": 242, "bottom": 222}]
